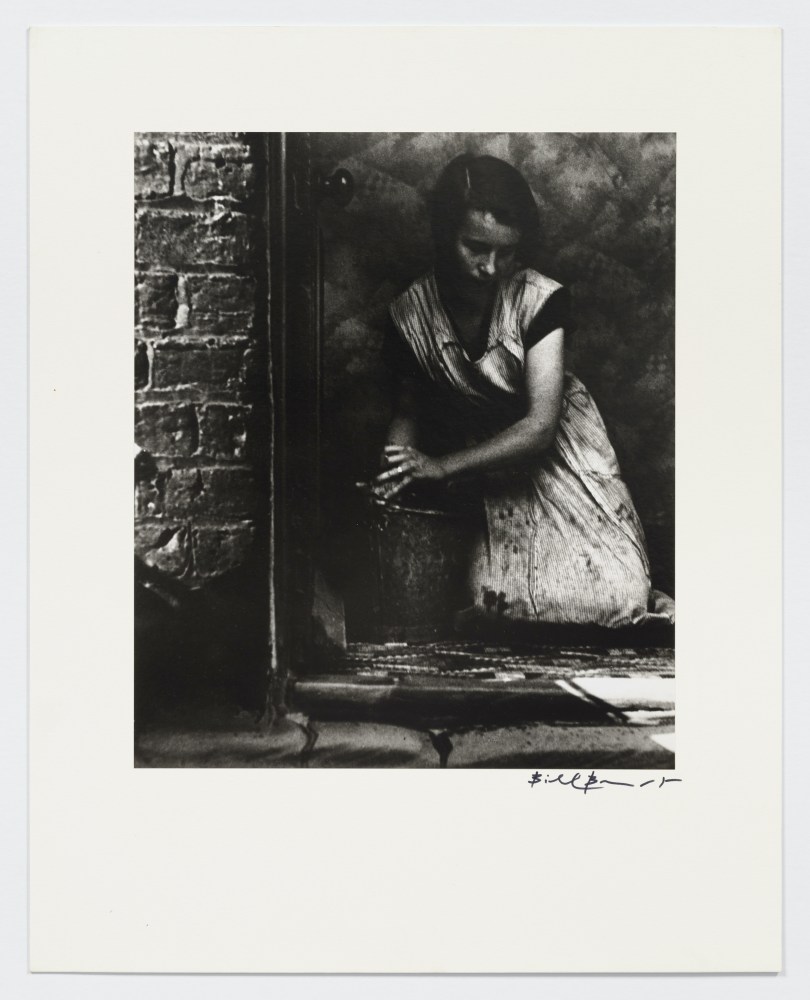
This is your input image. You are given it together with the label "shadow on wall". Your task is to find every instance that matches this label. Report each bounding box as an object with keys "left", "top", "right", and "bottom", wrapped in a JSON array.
[
  {"left": 315, "top": 133, "right": 676, "bottom": 633},
  {"left": 134, "top": 449, "right": 268, "bottom": 722},
  {"left": 135, "top": 554, "right": 268, "bottom": 722}
]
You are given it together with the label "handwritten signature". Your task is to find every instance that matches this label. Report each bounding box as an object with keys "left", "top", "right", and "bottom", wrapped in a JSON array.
[{"left": 528, "top": 771, "right": 682, "bottom": 793}]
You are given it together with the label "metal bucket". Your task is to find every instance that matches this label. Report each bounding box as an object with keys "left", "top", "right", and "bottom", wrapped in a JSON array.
[{"left": 367, "top": 492, "right": 476, "bottom": 642}]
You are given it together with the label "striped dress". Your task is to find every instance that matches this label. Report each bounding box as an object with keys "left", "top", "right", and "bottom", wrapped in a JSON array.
[{"left": 388, "top": 267, "right": 657, "bottom": 628}]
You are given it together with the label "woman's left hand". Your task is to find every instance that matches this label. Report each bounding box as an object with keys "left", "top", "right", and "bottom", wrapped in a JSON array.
[{"left": 373, "top": 445, "right": 447, "bottom": 500}]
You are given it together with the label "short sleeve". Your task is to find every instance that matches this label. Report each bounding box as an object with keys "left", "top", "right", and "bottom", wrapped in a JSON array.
[
  {"left": 381, "top": 315, "right": 423, "bottom": 382},
  {"left": 522, "top": 286, "right": 575, "bottom": 351}
]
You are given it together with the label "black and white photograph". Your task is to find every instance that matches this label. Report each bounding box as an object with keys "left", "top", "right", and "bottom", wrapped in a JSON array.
[
  {"left": 134, "top": 132, "right": 676, "bottom": 768},
  {"left": 24, "top": 19, "right": 786, "bottom": 979}
]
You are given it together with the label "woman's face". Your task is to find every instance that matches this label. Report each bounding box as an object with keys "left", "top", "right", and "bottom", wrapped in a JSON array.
[{"left": 447, "top": 208, "right": 522, "bottom": 287}]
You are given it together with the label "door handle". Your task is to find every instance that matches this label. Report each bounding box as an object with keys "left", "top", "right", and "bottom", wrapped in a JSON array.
[{"left": 317, "top": 167, "right": 354, "bottom": 208}]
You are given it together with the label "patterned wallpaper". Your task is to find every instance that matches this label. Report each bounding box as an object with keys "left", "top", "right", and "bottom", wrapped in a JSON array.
[{"left": 314, "top": 132, "right": 675, "bottom": 601}]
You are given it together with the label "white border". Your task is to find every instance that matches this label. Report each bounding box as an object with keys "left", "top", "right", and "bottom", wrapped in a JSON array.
[
  {"left": 30, "top": 22, "right": 780, "bottom": 970},
  {"left": 6, "top": 0, "right": 809, "bottom": 996}
]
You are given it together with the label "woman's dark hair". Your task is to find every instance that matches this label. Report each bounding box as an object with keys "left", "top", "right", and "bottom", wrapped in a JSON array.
[{"left": 428, "top": 153, "right": 541, "bottom": 261}]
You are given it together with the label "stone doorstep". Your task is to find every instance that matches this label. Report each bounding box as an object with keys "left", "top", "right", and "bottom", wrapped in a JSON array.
[
  {"left": 134, "top": 664, "right": 677, "bottom": 769},
  {"left": 135, "top": 716, "right": 307, "bottom": 768},
  {"left": 567, "top": 675, "right": 675, "bottom": 710},
  {"left": 297, "top": 719, "right": 675, "bottom": 769},
  {"left": 292, "top": 677, "right": 607, "bottom": 729},
  {"left": 135, "top": 717, "right": 675, "bottom": 769},
  {"left": 289, "top": 672, "right": 675, "bottom": 730},
  {"left": 444, "top": 723, "right": 675, "bottom": 770}
]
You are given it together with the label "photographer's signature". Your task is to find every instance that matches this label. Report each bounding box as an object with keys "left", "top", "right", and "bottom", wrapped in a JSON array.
[{"left": 528, "top": 771, "right": 682, "bottom": 794}]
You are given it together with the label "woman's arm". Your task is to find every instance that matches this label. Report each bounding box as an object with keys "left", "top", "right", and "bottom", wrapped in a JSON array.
[
  {"left": 379, "top": 318, "right": 423, "bottom": 458},
  {"left": 376, "top": 329, "right": 565, "bottom": 497},
  {"left": 442, "top": 327, "right": 565, "bottom": 476},
  {"left": 380, "top": 376, "right": 421, "bottom": 459}
]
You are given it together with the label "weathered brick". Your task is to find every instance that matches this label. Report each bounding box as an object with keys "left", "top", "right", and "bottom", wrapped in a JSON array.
[
  {"left": 140, "top": 131, "right": 248, "bottom": 144},
  {"left": 185, "top": 274, "right": 255, "bottom": 335},
  {"left": 203, "top": 467, "right": 262, "bottom": 518},
  {"left": 135, "top": 521, "right": 191, "bottom": 577},
  {"left": 135, "top": 404, "right": 199, "bottom": 457},
  {"left": 135, "top": 340, "right": 149, "bottom": 389},
  {"left": 135, "top": 271, "right": 178, "bottom": 331},
  {"left": 151, "top": 338, "right": 248, "bottom": 390},
  {"left": 163, "top": 467, "right": 260, "bottom": 518},
  {"left": 191, "top": 522, "right": 257, "bottom": 578},
  {"left": 135, "top": 473, "right": 166, "bottom": 518},
  {"left": 180, "top": 144, "right": 255, "bottom": 202},
  {"left": 135, "top": 209, "right": 252, "bottom": 269},
  {"left": 198, "top": 404, "right": 250, "bottom": 460},
  {"left": 159, "top": 468, "right": 202, "bottom": 516},
  {"left": 135, "top": 140, "right": 173, "bottom": 199}
]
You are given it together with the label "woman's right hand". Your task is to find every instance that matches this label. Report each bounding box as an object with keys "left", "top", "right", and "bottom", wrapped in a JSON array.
[{"left": 373, "top": 445, "right": 447, "bottom": 501}]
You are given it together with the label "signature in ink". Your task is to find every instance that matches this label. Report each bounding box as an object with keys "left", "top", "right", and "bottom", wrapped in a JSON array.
[{"left": 527, "top": 771, "right": 682, "bottom": 793}]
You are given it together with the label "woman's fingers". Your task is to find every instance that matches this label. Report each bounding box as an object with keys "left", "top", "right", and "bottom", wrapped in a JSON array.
[
  {"left": 375, "top": 459, "right": 414, "bottom": 483},
  {"left": 378, "top": 473, "right": 413, "bottom": 500},
  {"left": 374, "top": 445, "right": 428, "bottom": 497},
  {"left": 381, "top": 445, "right": 411, "bottom": 470},
  {"left": 376, "top": 466, "right": 402, "bottom": 484},
  {"left": 384, "top": 445, "right": 413, "bottom": 459}
]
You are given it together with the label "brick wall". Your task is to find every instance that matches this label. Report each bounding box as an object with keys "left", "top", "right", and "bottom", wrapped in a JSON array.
[
  {"left": 134, "top": 132, "right": 268, "bottom": 583},
  {"left": 134, "top": 133, "right": 270, "bottom": 713}
]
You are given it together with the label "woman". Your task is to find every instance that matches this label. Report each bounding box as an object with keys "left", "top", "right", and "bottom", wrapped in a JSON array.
[{"left": 375, "top": 153, "right": 671, "bottom": 628}]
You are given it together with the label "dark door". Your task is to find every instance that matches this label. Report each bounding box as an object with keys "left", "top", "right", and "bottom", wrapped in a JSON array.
[{"left": 268, "top": 133, "right": 353, "bottom": 698}]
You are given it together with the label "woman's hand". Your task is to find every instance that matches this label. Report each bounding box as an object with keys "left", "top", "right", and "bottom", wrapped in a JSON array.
[{"left": 373, "top": 445, "right": 447, "bottom": 501}]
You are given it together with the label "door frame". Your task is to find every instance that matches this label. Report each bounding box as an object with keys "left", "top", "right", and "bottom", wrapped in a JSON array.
[{"left": 267, "top": 131, "right": 332, "bottom": 707}]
